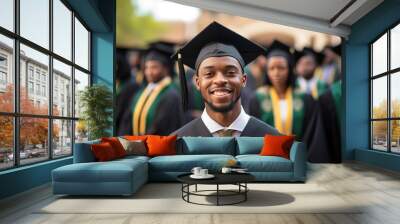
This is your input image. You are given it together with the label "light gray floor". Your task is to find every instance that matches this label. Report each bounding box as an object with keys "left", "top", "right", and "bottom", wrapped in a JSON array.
[{"left": 1, "top": 162, "right": 400, "bottom": 224}]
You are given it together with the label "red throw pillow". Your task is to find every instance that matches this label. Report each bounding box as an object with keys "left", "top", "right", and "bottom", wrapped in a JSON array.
[
  {"left": 91, "top": 142, "right": 117, "bottom": 161},
  {"left": 260, "top": 135, "right": 295, "bottom": 159},
  {"left": 101, "top": 137, "right": 126, "bottom": 158},
  {"left": 146, "top": 135, "right": 177, "bottom": 157}
]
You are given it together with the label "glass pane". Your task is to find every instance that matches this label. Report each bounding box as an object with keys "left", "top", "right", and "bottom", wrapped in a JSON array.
[
  {"left": 372, "top": 33, "right": 387, "bottom": 76},
  {"left": 391, "top": 72, "right": 400, "bottom": 118},
  {"left": 74, "top": 17, "right": 89, "bottom": 70},
  {"left": 20, "top": 0, "right": 49, "bottom": 49},
  {"left": 74, "top": 69, "right": 89, "bottom": 118},
  {"left": 53, "top": 0, "right": 72, "bottom": 60},
  {"left": 53, "top": 119, "right": 72, "bottom": 158},
  {"left": 20, "top": 117, "right": 49, "bottom": 165},
  {"left": 20, "top": 44, "right": 49, "bottom": 115},
  {"left": 372, "top": 121, "right": 388, "bottom": 151},
  {"left": 372, "top": 77, "right": 387, "bottom": 119},
  {"left": 0, "top": 0, "right": 14, "bottom": 31},
  {"left": 53, "top": 59, "right": 72, "bottom": 117},
  {"left": 0, "top": 116, "right": 14, "bottom": 170},
  {"left": 0, "top": 35, "right": 14, "bottom": 112},
  {"left": 391, "top": 24, "right": 400, "bottom": 70},
  {"left": 391, "top": 120, "right": 400, "bottom": 153},
  {"left": 75, "top": 120, "right": 88, "bottom": 143}
]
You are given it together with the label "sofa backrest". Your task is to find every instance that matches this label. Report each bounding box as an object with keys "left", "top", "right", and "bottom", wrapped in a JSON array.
[
  {"left": 73, "top": 139, "right": 101, "bottom": 163},
  {"left": 177, "top": 137, "right": 236, "bottom": 155},
  {"left": 235, "top": 137, "right": 264, "bottom": 155}
]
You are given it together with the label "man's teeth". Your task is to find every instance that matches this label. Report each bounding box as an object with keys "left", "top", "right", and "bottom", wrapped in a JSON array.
[{"left": 213, "top": 90, "right": 231, "bottom": 96}]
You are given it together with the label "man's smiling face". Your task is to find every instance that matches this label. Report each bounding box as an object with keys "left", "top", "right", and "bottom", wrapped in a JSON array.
[{"left": 196, "top": 56, "right": 247, "bottom": 113}]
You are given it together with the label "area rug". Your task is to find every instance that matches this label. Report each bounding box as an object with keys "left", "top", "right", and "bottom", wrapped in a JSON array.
[{"left": 37, "top": 183, "right": 362, "bottom": 214}]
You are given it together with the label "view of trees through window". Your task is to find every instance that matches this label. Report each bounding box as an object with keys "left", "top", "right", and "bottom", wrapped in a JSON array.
[
  {"left": 0, "top": 0, "right": 91, "bottom": 170},
  {"left": 371, "top": 23, "right": 400, "bottom": 153}
]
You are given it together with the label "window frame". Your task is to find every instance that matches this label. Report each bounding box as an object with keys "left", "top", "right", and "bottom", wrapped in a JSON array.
[
  {"left": 370, "top": 20, "right": 400, "bottom": 154},
  {"left": 0, "top": 0, "right": 92, "bottom": 171}
]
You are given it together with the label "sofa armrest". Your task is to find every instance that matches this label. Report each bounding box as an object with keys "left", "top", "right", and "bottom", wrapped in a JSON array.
[
  {"left": 289, "top": 141, "right": 307, "bottom": 181},
  {"left": 73, "top": 140, "right": 100, "bottom": 163}
]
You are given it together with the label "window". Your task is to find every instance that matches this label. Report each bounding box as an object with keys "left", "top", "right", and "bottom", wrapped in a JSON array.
[
  {"left": 36, "top": 83, "right": 40, "bottom": 95},
  {"left": 371, "top": 23, "right": 400, "bottom": 154},
  {"left": 28, "top": 67, "right": 34, "bottom": 80},
  {"left": 0, "top": 54, "right": 8, "bottom": 89},
  {"left": 28, "top": 81, "right": 34, "bottom": 94},
  {"left": 0, "top": 0, "right": 91, "bottom": 170},
  {"left": 42, "top": 85, "right": 46, "bottom": 97},
  {"left": 41, "top": 73, "right": 46, "bottom": 83},
  {"left": 0, "top": 35, "right": 13, "bottom": 112},
  {"left": 0, "top": 71, "right": 6, "bottom": 85},
  {"left": 35, "top": 70, "right": 41, "bottom": 81}
]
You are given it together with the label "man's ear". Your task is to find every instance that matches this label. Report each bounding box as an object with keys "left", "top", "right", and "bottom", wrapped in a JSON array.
[
  {"left": 194, "top": 74, "right": 201, "bottom": 90},
  {"left": 242, "top": 73, "right": 248, "bottom": 88}
]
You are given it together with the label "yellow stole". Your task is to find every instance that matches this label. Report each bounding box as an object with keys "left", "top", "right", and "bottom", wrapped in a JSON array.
[
  {"left": 132, "top": 77, "right": 171, "bottom": 135},
  {"left": 269, "top": 87, "right": 293, "bottom": 135}
]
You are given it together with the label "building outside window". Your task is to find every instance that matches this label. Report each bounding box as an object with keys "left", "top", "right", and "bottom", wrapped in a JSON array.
[{"left": 0, "top": 0, "right": 92, "bottom": 170}]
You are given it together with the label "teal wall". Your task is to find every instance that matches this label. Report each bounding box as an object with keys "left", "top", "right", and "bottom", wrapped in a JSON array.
[
  {"left": 0, "top": 0, "right": 115, "bottom": 200},
  {"left": 344, "top": 0, "right": 400, "bottom": 171}
]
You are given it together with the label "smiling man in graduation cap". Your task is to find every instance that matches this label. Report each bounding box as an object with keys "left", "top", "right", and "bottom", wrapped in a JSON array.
[{"left": 171, "top": 22, "right": 280, "bottom": 137}]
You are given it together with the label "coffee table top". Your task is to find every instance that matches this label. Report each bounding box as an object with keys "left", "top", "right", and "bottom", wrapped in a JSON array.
[{"left": 177, "top": 172, "right": 255, "bottom": 185}]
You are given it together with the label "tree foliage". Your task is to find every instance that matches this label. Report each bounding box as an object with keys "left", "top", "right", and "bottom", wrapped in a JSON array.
[
  {"left": 116, "top": 0, "right": 166, "bottom": 47},
  {"left": 0, "top": 85, "right": 59, "bottom": 150},
  {"left": 372, "top": 99, "right": 400, "bottom": 141}
]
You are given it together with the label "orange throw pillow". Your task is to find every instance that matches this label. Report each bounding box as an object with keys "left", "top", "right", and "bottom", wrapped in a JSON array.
[
  {"left": 146, "top": 135, "right": 177, "bottom": 157},
  {"left": 91, "top": 142, "right": 117, "bottom": 161},
  {"left": 260, "top": 135, "right": 295, "bottom": 159},
  {"left": 101, "top": 137, "right": 126, "bottom": 158}
]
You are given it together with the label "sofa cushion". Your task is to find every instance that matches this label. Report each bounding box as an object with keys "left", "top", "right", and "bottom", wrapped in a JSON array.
[
  {"left": 148, "top": 154, "right": 235, "bottom": 172},
  {"left": 236, "top": 155, "right": 293, "bottom": 172},
  {"left": 178, "top": 137, "right": 235, "bottom": 155},
  {"left": 52, "top": 158, "right": 147, "bottom": 183},
  {"left": 118, "top": 137, "right": 147, "bottom": 156},
  {"left": 101, "top": 137, "right": 127, "bottom": 158},
  {"left": 235, "top": 137, "right": 264, "bottom": 155},
  {"left": 260, "top": 135, "right": 295, "bottom": 159},
  {"left": 147, "top": 135, "right": 177, "bottom": 157},
  {"left": 91, "top": 142, "right": 118, "bottom": 161}
]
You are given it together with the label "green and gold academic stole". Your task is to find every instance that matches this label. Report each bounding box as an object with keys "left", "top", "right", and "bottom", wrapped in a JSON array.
[
  {"left": 270, "top": 87, "right": 293, "bottom": 135},
  {"left": 257, "top": 86, "right": 305, "bottom": 138},
  {"left": 132, "top": 77, "right": 172, "bottom": 135}
]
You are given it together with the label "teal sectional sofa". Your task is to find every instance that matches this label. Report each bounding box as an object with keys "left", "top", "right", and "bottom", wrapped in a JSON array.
[{"left": 52, "top": 137, "right": 307, "bottom": 196}]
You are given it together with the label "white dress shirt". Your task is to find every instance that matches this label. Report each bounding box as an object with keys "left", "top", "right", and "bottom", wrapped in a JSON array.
[{"left": 201, "top": 106, "right": 250, "bottom": 137}]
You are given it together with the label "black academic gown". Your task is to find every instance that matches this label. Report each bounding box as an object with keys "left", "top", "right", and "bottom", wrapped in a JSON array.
[
  {"left": 118, "top": 87, "right": 183, "bottom": 136},
  {"left": 318, "top": 89, "right": 341, "bottom": 163},
  {"left": 116, "top": 79, "right": 140, "bottom": 136},
  {"left": 171, "top": 116, "right": 280, "bottom": 137},
  {"left": 249, "top": 93, "right": 331, "bottom": 163}
]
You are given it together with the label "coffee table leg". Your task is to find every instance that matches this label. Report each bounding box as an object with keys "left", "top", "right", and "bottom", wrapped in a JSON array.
[
  {"left": 216, "top": 184, "right": 219, "bottom": 206},
  {"left": 195, "top": 184, "right": 197, "bottom": 192},
  {"left": 245, "top": 183, "right": 247, "bottom": 201}
]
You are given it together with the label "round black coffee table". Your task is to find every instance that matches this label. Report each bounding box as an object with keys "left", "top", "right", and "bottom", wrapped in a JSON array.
[{"left": 177, "top": 173, "right": 255, "bottom": 206}]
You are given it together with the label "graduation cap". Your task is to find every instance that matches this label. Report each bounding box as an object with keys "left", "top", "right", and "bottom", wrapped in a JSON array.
[
  {"left": 144, "top": 41, "right": 175, "bottom": 65},
  {"left": 294, "top": 47, "right": 324, "bottom": 65},
  {"left": 265, "top": 40, "right": 295, "bottom": 65},
  {"left": 171, "top": 21, "right": 265, "bottom": 110}
]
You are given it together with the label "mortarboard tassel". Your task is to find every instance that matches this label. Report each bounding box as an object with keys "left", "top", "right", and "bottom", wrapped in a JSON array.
[{"left": 177, "top": 52, "right": 189, "bottom": 111}]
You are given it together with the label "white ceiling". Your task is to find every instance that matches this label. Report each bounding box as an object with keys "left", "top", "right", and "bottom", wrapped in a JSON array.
[{"left": 167, "top": 0, "right": 384, "bottom": 38}]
